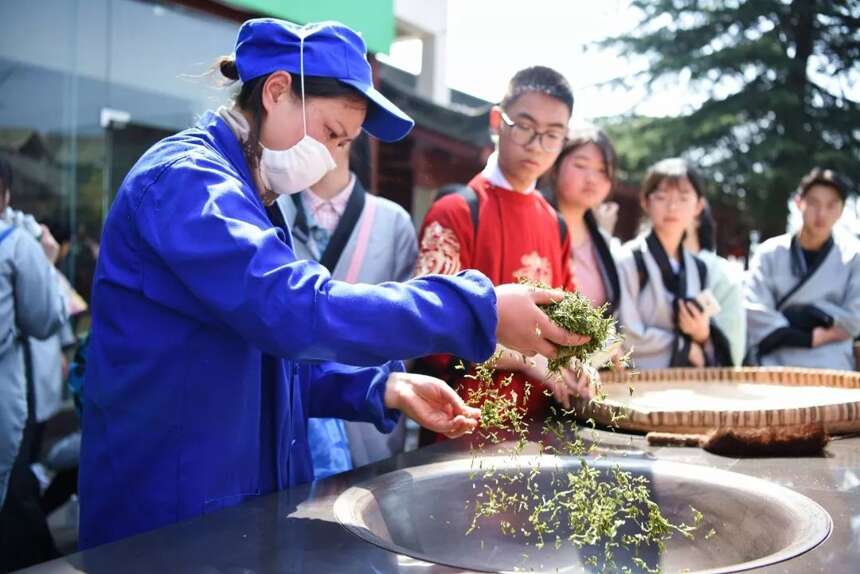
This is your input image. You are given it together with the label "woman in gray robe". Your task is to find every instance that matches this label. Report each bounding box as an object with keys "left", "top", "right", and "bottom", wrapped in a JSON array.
[
  {"left": 617, "top": 158, "right": 734, "bottom": 370},
  {"left": 745, "top": 168, "right": 860, "bottom": 370}
]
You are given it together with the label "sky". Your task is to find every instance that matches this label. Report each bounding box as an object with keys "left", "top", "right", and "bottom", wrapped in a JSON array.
[
  {"left": 378, "top": 0, "right": 705, "bottom": 122},
  {"left": 379, "top": 0, "right": 859, "bottom": 123}
]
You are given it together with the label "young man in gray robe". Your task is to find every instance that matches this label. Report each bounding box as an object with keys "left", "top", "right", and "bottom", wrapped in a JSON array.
[
  {"left": 277, "top": 141, "right": 418, "bottom": 478},
  {"left": 745, "top": 168, "right": 860, "bottom": 370}
]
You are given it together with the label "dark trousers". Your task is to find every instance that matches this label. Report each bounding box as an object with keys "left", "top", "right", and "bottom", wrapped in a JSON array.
[
  {"left": 0, "top": 346, "right": 59, "bottom": 573},
  {"left": 40, "top": 467, "right": 78, "bottom": 517},
  {"left": 0, "top": 422, "right": 60, "bottom": 573}
]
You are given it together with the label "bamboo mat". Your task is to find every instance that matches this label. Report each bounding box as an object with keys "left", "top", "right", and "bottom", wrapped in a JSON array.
[{"left": 576, "top": 367, "right": 860, "bottom": 434}]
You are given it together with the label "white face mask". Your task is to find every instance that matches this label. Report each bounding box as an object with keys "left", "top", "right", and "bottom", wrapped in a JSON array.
[
  {"left": 259, "top": 136, "right": 335, "bottom": 196},
  {"left": 259, "top": 33, "right": 336, "bottom": 196}
]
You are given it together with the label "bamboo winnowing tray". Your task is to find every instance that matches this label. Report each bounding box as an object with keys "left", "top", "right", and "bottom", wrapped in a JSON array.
[{"left": 576, "top": 367, "right": 860, "bottom": 434}]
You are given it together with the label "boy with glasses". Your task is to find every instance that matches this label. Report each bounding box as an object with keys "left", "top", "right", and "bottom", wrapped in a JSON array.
[{"left": 415, "top": 66, "right": 585, "bottom": 424}]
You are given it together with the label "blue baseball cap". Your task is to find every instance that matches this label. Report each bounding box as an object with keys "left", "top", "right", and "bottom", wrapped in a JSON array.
[{"left": 235, "top": 18, "right": 414, "bottom": 143}]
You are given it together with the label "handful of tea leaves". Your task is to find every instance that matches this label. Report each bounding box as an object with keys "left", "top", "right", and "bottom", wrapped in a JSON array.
[{"left": 527, "top": 281, "right": 627, "bottom": 376}]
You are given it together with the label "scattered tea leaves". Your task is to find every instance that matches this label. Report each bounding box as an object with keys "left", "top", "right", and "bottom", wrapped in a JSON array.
[{"left": 454, "top": 287, "right": 711, "bottom": 573}]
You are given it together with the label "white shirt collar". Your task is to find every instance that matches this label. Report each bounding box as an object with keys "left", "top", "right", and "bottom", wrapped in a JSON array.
[
  {"left": 303, "top": 173, "right": 356, "bottom": 215},
  {"left": 480, "top": 151, "right": 536, "bottom": 194}
]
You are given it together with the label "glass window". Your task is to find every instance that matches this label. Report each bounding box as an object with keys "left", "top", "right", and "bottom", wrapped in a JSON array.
[{"left": 0, "top": 0, "right": 238, "bottom": 306}]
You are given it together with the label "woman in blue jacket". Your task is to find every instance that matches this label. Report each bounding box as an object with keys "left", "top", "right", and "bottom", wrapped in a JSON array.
[{"left": 79, "top": 18, "right": 585, "bottom": 549}]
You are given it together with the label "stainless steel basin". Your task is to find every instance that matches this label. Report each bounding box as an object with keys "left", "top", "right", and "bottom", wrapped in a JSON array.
[{"left": 334, "top": 455, "right": 831, "bottom": 573}]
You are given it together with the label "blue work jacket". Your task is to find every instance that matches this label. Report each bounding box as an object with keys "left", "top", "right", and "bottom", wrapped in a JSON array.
[{"left": 79, "top": 112, "right": 497, "bottom": 549}]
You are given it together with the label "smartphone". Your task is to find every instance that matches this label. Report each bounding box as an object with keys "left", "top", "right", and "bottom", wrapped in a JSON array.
[{"left": 695, "top": 289, "right": 721, "bottom": 318}]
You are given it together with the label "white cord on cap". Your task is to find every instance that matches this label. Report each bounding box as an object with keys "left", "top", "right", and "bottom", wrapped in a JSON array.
[{"left": 299, "top": 35, "right": 307, "bottom": 135}]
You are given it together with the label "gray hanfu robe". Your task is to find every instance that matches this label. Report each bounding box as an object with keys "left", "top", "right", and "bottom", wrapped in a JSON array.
[
  {"left": 616, "top": 232, "right": 733, "bottom": 371},
  {"left": 278, "top": 178, "right": 419, "bottom": 469},
  {"left": 698, "top": 250, "right": 747, "bottom": 366},
  {"left": 745, "top": 232, "right": 860, "bottom": 370}
]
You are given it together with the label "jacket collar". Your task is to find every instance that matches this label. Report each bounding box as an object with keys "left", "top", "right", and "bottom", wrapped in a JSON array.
[{"left": 196, "top": 111, "right": 259, "bottom": 205}]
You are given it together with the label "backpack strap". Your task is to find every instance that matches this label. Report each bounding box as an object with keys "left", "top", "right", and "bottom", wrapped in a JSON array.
[
  {"left": 319, "top": 182, "right": 366, "bottom": 273},
  {"left": 435, "top": 184, "right": 479, "bottom": 233},
  {"left": 343, "top": 194, "right": 377, "bottom": 283},
  {"left": 635, "top": 244, "right": 707, "bottom": 293},
  {"left": 0, "top": 225, "right": 15, "bottom": 246},
  {"left": 693, "top": 255, "right": 708, "bottom": 289},
  {"left": 435, "top": 183, "right": 568, "bottom": 250},
  {"left": 633, "top": 247, "right": 649, "bottom": 292},
  {"left": 556, "top": 212, "right": 568, "bottom": 244},
  {"left": 584, "top": 210, "right": 620, "bottom": 315}
]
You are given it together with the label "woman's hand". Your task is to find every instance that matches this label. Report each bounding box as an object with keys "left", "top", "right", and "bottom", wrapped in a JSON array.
[
  {"left": 40, "top": 224, "right": 60, "bottom": 265},
  {"left": 812, "top": 325, "right": 850, "bottom": 348},
  {"left": 500, "top": 350, "right": 593, "bottom": 409},
  {"left": 688, "top": 342, "right": 706, "bottom": 368},
  {"left": 544, "top": 367, "right": 593, "bottom": 409},
  {"left": 383, "top": 372, "right": 481, "bottom": 439},
  {"left": 495, "top": 283, "right": 590, "bottom": 358},
  {"left": 678, "top": 300, "right": 710, "bottom": 344}
]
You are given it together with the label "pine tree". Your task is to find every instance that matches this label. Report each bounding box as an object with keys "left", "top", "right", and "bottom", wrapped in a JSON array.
[{"left": 602, "top": 0, "right": 860, "bottom": 239}]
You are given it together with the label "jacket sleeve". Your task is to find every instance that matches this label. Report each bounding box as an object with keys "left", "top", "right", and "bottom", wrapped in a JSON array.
[
  {"left": 414, "top": 193, "right": 474, "bottom": 277},
  {"left": 135, "top": 157, "right": 497, "bottom": 366},
  {"left": 807, "top": 252, "right": 860, "bottom": 337},
  {"left": 744, "top": 247, "right": 790, "bottom": 351},
  {"left": 305, "top": 360, "right": 402, "bottom": 432},
  {"left": 709, "top": 257, "right": 747, "bottom": 366},
  {"left": 706, "top": 321, "right": 735, "bottom": 367},
  {"left": 13, "top": 231, "right": 66, "bottom": 340},
  {"left": 758, "top": 326, "right": 812, "bottom": 357}
]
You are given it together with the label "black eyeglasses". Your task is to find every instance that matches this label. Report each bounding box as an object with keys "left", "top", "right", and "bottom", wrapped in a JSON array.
[{"left": 499, "top": 110, "right": 566, "bottom": 152}]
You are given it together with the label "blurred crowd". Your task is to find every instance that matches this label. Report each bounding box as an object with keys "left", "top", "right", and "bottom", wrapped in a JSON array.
[{"left": 1, "top": 63, "right": 857, "bottom": 569}]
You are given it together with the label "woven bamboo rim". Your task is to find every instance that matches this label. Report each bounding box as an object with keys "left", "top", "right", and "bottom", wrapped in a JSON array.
[{"left": 575, "top": 367, "right": 860, "bottom": 434}]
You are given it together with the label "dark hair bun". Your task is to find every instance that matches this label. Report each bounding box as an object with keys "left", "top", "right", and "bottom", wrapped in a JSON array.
[{"left": 219, "top": 57, "right": 239, "bottom": 81}]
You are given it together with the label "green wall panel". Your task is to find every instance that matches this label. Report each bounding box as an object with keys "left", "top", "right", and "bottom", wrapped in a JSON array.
[{"left": 217, "top": 0, "right": 394, "bottom": 53}]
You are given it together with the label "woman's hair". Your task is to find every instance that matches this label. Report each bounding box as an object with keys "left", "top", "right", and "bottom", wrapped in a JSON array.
[
  {"left": 697, "top": 201, "right": 717, "bottom": 252},
  {"left": 641, "top": 157, "right": 706, "bottom": 199},
  {"left": 215, "top": 55, "right": 364, "bottom": 173},
  {"left": 0, "top": 156, "right": 12, "bottom": 196},
  {"left": 797, "top": 167, "right": 848, "bottom": 202},
  {"left": 500, "top": 66, "right": 574, "bottom": 115},
  {"left": 543, "top": 123, "right": 617, "bottom": 198}
]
